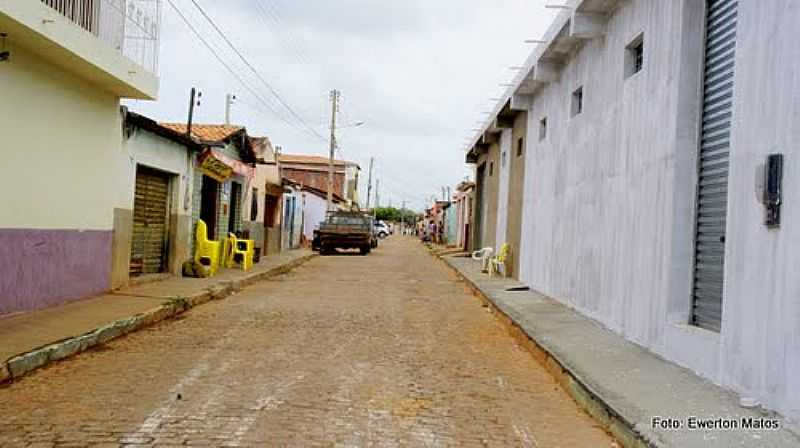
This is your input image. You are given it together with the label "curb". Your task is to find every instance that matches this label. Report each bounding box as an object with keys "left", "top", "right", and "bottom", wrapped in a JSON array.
[
  {"left": 435, "top": 253, "right": 654, "bottom": 448},
  {"left": 0, "top": 253, "right": 316, "bottom": 386}
]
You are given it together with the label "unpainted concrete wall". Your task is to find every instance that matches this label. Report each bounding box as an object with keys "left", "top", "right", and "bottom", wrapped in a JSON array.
[
  {"left": 506, "top": 112, "right": 528, "bottom": 278},
  {"left": 517, "top": 0, "right": 800, "bottom": 421}
]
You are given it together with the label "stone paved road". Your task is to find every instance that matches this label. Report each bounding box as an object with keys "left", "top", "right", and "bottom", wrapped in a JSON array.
[{"left": 0, "top": 237, "right": 616, "bottom": 447}]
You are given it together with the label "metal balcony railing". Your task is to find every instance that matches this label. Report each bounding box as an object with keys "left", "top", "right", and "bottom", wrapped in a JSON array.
[{"left": 40, "top": 0, "right": 161, "bottom": 74}]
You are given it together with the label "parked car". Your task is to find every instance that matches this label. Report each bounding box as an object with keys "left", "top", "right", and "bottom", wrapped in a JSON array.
[
  {"left": 375, "top": 220, "right": 391, "bottom": 239},
  {"left": 318, "top": 211, "right": 373, "bottom": 255}
]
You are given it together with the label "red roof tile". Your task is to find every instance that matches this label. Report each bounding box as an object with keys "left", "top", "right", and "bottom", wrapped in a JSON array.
[{"left": 159, "top": 123, "right": 244, "bottom": 143}]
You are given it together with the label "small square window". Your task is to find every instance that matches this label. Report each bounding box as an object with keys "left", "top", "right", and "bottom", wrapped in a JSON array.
[
  {"left": 539, "top": 118, "right": 548, "bottom": 141},
  {"left": 571, "top": 87, "right": 583, "bottom": 117},
  {"left": 625, "top": 34, "right": 644, "bottom": 78},
  {"left": 516, "top": 137, "right": 524, "bottom": 157}
]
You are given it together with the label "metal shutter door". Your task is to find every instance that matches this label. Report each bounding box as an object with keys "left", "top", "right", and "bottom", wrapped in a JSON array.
[
  {"left": 130, "top": 167, "right": 170, "bottom": 276},
  {"left": 691, "top": 0, "right": 738, "bottom": 332}
]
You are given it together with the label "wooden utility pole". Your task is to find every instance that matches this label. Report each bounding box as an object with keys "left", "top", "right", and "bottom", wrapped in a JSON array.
[
  {"left": 327, "top": 89, "right": 340, "bottom": 211},
  {"left": 365, "top": 157, "right": 374, "bottom": 210},
  {"left": 187, "top": 87, "right": 202, "bottom": 138}
]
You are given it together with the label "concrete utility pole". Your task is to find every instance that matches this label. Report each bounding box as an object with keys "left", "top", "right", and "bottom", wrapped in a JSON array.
[
  {"left": 401, "top": 199, "right": 406, "bottom": 233},
  {"left": 365, "top": 157, "right": 374, "bottom": 211},
  {"left": 327, "top": 89, "right": 340, "bottom": 212},
  {"left": 224, "top": 93, "right": 236, "bottom": 125},
  {"left": 375, "top": 179, "right": 380, "bottom": 208},
  {"left": 447, "top": 186, "right": 451, "bottom": 202}
]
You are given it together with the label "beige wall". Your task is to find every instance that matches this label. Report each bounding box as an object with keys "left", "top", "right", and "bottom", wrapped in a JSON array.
[
  {"left": 505, "top": 112, "right": 528, "bottom": 278},
  {"left": 0, "top": 0, "right": 158, "bottom": 99},
  {"left": 0, "top": 46, "right": 121, "bottom": 231},
  {"left": 473, "top": 141, "right": 501, "bottom": 250}
]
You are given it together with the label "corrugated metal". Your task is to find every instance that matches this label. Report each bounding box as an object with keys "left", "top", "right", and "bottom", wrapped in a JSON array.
[
  {"left": 130, "top": 167, "right": 170, "bottom": 276},
  {"left": 691, "top": 0, "right": 738, "bottom": 332}
]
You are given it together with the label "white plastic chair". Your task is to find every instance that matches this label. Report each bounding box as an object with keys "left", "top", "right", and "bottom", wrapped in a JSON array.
[
  {"left": 489, "top": 243, "right": 510, "bottom": 278},
  {"left": 471, "top": 247, "right": 494, "bottom": 272}
]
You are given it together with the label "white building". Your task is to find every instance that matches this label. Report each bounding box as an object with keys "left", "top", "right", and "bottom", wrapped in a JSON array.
[
  {"left": 466, "top": 0, "right": 800, "bottom": 421},
  {"left": 117, "top": 110, "right": 198, "bottom": 285},
  {"left": 0, "top": 0, "right": 161, "bottom": 315}
]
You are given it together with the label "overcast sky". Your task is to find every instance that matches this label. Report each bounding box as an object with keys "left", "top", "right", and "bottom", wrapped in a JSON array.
[{"left": 129, "top": 0, "right": 557, "bottom": 211}]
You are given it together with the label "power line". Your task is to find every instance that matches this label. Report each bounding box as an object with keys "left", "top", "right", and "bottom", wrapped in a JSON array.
[
  {"left": 187, "top": 0, "right": 326, "bottom": 142},
  {"left": 166, "top": 0, "right": 324, "bottom": 142}
]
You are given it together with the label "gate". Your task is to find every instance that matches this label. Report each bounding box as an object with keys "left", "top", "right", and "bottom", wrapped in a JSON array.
[
  {"left": 691, "top": 0, "right": 739, "bottom": 332},
  {"left": 130, "top": 166, "right": 170, "bottom": 276}
]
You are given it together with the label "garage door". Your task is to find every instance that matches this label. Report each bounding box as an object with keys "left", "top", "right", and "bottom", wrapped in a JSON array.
[
  {"left": 130, "top": 166, "right": 171, "bottom": 276},
  {"left": 691, "top": 0, "right": 739, "bottom": 332}
]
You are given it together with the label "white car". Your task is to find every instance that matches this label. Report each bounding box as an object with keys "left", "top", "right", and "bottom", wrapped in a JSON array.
[{"left": 375, "top": 221, "right": 391, "bottom": 239}]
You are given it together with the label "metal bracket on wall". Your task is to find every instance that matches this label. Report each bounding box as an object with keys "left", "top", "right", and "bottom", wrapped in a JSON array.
[{"left": 764, "top": 153, "right": 784, "bottom": 228}]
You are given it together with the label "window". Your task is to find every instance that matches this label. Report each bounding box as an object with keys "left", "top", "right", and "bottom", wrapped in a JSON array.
[
  {"left": 516, "top": 137, "right": 524, "bottom": 157},
  {"left": 571, "top": 87, "right": 584, "bottom": 117},
  {"left": 625, "top": 34, "right": 644, "bottom": 78},
  {"left": 539, "top": 118, "right": 548, "bottom": 141},
  {"left": 489, "top": 161, "right": 494, "bottom": 176}
]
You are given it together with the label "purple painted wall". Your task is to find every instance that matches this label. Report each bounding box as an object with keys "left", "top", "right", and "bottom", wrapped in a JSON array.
[{"left": 0, "top": 229, "right": 112, "bottom": 316}]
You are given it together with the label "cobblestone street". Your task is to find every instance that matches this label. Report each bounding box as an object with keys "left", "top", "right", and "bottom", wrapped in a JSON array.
[{"left": 0, "top": 237, "right": 615, "bottom": 447}]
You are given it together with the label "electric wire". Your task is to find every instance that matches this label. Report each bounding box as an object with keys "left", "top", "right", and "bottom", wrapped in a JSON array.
[
  {"left": 187, "top": 0, "right": 327, "bottom": 142},
  {"left": 166, "top": 0, "right": 320, "bottom": 141}
]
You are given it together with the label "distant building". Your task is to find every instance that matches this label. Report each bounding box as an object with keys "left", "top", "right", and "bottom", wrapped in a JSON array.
[
  {"left": 279, "top": 154, "right": 360, "bottom": 207},
  {"left": 301, "top": 186, "right": 345, "bottom": 243}
]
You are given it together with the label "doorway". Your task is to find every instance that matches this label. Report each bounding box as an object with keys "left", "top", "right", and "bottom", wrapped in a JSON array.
[
  {"left": 473, "top": 163, "right": 486, "bottom": 250},
  {"left": 228, "top": 181, "right": 242, "bottom": 235},
  {"left": 200, "top": 175, "right": 219, "bottom": 240},
  {"left": 130, "top": 166, "right": 171, "bottom": 276}
]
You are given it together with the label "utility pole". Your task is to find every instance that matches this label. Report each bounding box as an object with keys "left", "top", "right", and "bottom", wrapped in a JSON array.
[
  {"left": 327, "top": 89, "right": 340, "bottom": 212},
  {"left": 375, "top": 179, "right": 380, "bottom": 208},
  {"left": 187, "top": 87, "right": 202, "bottom": 138},
  {"left": 401, "top": 199, "right": 406, "bottom": 233},
  {"left": 224, "top": 93, "right": 237, "bottom": 125},
  {"left": 442, "top": 187, "right": 446, "bottom": 201},
  {"left": 447, "top": 186, "right": 451, "bottom": 202},
  {"left": 365, "top": 157, "right": 374, "bottom": 211}
]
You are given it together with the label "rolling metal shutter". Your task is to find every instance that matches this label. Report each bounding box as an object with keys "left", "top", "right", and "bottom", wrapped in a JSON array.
[
  {"left": 691, "top": 0, "right": 738, "bottom": 332},
  {"left": 130, "top": 166, "right": 170, "bottom": 276}
]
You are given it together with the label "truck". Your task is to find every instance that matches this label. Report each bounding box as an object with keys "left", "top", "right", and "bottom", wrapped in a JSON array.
[{"left": 317, "top": 211, "right": 373, "bottom": 255}]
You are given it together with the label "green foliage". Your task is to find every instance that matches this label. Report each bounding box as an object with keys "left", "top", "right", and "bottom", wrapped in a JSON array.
[{"left": 374, "top": 207, "right": 419, "bottom": 223}]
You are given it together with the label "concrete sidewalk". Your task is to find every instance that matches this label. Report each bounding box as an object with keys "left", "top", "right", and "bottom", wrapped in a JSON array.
[
  {"left": 439, "top": 253, "right": 800, "bottom": 448},
  {"left": 0, "top": 250, "right": 314, "bottom": 384}
]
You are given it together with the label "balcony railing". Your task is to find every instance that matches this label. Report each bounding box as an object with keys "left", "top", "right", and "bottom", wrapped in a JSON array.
[{"left": 41, "top": 0, "right": 161, "bottom": 74}]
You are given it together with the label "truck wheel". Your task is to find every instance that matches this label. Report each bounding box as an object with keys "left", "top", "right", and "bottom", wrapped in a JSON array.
[
  {"left": 360, "top": 245, "right": 370, "bottom": 256},
  {"left": 321, "top": 244, "right": 331, "bottom": 256}
]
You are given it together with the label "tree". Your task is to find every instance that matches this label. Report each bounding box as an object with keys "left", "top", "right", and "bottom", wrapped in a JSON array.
[{"left": 374, "top": 206, "right": 418, "bottom": 223}]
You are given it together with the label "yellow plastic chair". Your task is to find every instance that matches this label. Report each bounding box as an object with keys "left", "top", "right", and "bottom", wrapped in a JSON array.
[
  {"left": 489, "top": 243, "right": 510, "bottom": 278},
  {"left": 225, "top": 233, "right": 255, "bottom": 271},
  {"left": 194, "top": 220, "right": 222, "bottom": 276}
]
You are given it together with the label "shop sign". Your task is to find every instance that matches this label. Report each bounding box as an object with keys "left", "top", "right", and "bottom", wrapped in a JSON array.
[{"left": 198, "top": 150, "right": 233, "bottom": 182}]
